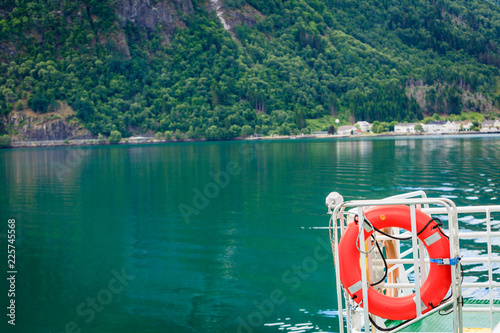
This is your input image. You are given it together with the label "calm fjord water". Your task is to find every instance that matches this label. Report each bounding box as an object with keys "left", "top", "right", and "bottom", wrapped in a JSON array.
[{"left": 1, "top": 135, "right": 499, "bottom": 333}]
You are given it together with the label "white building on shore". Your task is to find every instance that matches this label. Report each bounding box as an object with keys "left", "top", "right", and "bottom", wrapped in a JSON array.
[
  {"left": 481, "top": 120, "right": 500, "bottom": 132},
  {"left": 441, "top": 121, "right": 461, "bottom": 133},
  {"left": 458, "top": 120, "right": 473, "bottom": 131},
  {"left": 394, "top": 123, "right": 423, "bottom": 133},
  {"left": 356, "top": 121, "right": 372, "bottom": 133},
  {"left": 425, "top": 120, "right": 446, "bottom": 133},
  {"left": 337, "top": 125, "right": 357, "bottom": 135}
]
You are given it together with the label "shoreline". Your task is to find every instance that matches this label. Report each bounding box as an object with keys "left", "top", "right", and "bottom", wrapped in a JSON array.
[{"left": 5, "top": 131, "right": 500, "bottom": 149}]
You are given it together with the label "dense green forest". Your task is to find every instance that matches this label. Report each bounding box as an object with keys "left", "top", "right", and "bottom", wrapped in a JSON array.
[{"left": 0, "top": 0, "right": 500, "bottom": 139}]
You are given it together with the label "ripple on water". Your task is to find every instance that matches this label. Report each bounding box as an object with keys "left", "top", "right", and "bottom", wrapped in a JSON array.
[
  {"left": 398, "top": 186, "right": 458, "bottom": 192},
  {"left": 264, "top": 309, "right": 339, "bottom": 333}
]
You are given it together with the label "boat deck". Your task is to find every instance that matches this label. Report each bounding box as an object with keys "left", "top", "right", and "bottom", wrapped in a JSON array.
[{"left": 386, "top": 300, "right": 500, "bottom": 333}]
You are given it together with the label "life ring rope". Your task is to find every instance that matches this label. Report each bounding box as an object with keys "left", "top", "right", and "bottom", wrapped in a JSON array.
[
  {"left": 354, "top": 216, "right": 460, "bottom": 293},
  {"left": 338, "top": 205, "right": 454, "bottom": 321},
  {"left": 351, "top": 215, "right": 448, "bottom": 291}
]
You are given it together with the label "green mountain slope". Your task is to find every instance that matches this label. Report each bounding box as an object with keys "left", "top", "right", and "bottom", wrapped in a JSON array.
[{"left": 0, "top": 0, "right": 499, "bottom": 139}]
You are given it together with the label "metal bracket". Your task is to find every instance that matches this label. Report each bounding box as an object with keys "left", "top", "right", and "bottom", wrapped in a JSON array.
[{"left": 429, "top": 257, "right": 462, "bottom": 265}]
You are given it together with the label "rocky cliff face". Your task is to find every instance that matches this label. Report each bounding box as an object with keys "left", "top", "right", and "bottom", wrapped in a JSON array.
[
  {"left": 223, "top": 3, "right": 264, "bottom": 31},
  {"left": 406, "top": 84, "right": 498, "bottom": 115},
  {"left": 6, "top": 108, "right": 92, "bottom": 141},
  {"left": 116, "top": 0, "right": 261, "bottom": 35},
  {"left": 116, "top": 0, "right": 194, "bottom": 31}
]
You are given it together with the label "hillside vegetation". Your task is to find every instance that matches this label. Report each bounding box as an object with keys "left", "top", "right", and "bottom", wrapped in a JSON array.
[{"left": 1, "top": 0, "right": 500, "bottom": 139}]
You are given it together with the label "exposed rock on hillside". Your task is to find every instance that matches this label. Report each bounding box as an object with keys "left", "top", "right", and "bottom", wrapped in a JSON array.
[
  {"left": 406, "top": 84, "right": 497, "bottom": 115},
  {"left": 209, "top": 0, "right": 231, "bottom": 30},
  {"left": 224, "top": 3, "right": 264, "bottom": 31},
  {"left": 116, "top": 0, "right": 194, "bottom": 31},
  {"left": 6, "top": 106, "right": 92, "bottom": 141}
]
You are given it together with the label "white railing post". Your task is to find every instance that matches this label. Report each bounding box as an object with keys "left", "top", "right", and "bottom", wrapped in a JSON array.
[
  {"left": 333, "top": 206, "right": 345, "bottom": 333},
  {"left": 486, "top": 209, "right": 494, "bottom": 330},
  {"left": 410, "top": 205, "right": 423, "bottom": 317},
  {"left": 440, "top": 199, "right": 462, "bottom": 333},
  {"left": 358, "top": 207, "right": 371, "bottom": 333}
]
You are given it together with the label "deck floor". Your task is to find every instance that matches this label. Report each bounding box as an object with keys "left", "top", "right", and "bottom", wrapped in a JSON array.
[{"left": 385, "top": 300, "right": 500, "bottom": 332}]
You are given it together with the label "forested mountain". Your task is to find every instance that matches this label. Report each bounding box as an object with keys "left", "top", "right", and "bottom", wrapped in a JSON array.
[{"left": 1, "top": 0, "right": 500, "bottom": 139}]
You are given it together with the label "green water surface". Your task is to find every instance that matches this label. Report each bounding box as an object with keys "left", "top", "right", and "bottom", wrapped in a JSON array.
[{"left": 1, "top": 135, "right": 499, "bottom": 333}]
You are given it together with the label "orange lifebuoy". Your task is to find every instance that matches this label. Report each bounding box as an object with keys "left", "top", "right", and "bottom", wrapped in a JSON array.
[{"left": 338, "top": 205, "right": 451, "bottom": 320}]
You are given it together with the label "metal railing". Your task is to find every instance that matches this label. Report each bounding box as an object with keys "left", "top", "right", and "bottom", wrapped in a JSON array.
[
  {"left": 327, "top": 191, "right": 500, "bottom": 333},
  {"left": 421, "top": 204, "right": 500, "bottom": 330}
]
